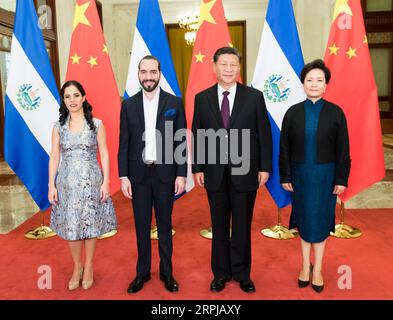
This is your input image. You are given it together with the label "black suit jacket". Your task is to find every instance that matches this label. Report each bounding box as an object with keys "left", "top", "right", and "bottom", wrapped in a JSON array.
[
  {"left": 118, "top": 89, "right": 187, "bottom": 184},
  {"left": 279, "top": 99, "right": 351, "bottom": 186},
  {"left": 192, "top": 83, "right": 272, "bottom": 192}
]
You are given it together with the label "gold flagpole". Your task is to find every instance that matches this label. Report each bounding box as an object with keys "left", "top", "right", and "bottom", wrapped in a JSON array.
[
  {"left": 330, "top": 201, "right": 362, "bottom": 238},
  {"left": 25, "top": 211, "right": 56, "bottom": 240},
  {"left": 261, "top": 207, "right": 298, "bottom": 239}
]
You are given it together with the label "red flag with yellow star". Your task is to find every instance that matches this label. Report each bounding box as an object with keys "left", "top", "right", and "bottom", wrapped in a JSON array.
[
  {"left": 323, "top": 0, "right": 384, "bottom": 202},
  {"left": 185, "top": 0, "right": 239, "bottom": 129},
  {"left": 66, "top": 0, "right": 120, "bottom": 194}
]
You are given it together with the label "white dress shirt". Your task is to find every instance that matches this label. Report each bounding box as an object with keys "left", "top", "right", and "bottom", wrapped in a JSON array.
[
  {"left": 143, "top": 87, "right": 160, "bottom": 162},
  {"left": 217, "top": 82, "right": 237, "bottom": 115}
]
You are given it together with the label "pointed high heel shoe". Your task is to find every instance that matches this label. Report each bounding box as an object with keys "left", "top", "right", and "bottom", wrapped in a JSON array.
[
  {"left": 298, "top": 264, "right": 313, "bottom": 288},
  {"left": 311, "top": 282, "right": 324, "bottom": 293},
  {"left": 311, "top": 267, "right": 324, "bottom": 293},
  {"left": 68, "top": 267, "right": 84, "bottom": 291},
  {"left": 82, "top": 279, "right": 94, "bottom": 290},
  {"left": 82, "top": 269, "right": 94, "bottom": 290}
]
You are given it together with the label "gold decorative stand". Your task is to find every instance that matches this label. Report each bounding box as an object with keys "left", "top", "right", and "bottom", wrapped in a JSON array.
[
  {"left": 200, "top": 227, "right": 213, "bottom": 240},
  {"left": 261, "top": 208, "right": 298, "bottom": 239},
  {"left": 98, "top": 230, "right": 118, "bottom": 240},
  {"left": 25, "top": 212, "right": 56, "bottom": 240},
  {"left": 330, "top": 201, "right": 362, "bottom": 238},
  {"left": 150, "top": 225, "right": 176, "bottom": 240}
]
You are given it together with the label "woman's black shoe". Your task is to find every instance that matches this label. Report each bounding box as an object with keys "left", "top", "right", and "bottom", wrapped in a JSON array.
[
  {"left": 311, "top": 283, "right": 324, "bottom": 293},
  {"left": 311, "top": 265, "right": 324, "bottom": 293},
  {"left": 298, "top": 278, "right": 310, "bottom": 288},
  {"left": 298, "top": 264, "right": 313, "bottom": 288}
]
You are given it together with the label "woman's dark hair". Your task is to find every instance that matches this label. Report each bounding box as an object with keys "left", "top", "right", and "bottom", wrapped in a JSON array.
[
  {"left": 300, "top": 59, "right": 331, "bottom": 84},
  {"left": 59, "top": 80, "right": 95, "bottom": 131}
]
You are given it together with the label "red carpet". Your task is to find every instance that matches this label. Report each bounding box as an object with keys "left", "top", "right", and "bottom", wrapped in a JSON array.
[{"left": 0, "top": 186, "right": 392, "bottom": 300}]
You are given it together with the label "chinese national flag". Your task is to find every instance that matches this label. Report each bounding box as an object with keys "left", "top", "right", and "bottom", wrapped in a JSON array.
[
  {"left": 185, "top": 0, "right": 239, "bottom": 129},
  {"left": 66, "top": 0, "right": 120, "bottom": 194},
  {"left": 323, "top": 0, "right": 385, "bottom": 202}
]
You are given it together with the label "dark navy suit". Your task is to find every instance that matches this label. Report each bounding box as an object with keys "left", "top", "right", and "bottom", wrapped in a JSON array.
[{"left": 118, "top": 88, "right": 187, "bottom": 278}]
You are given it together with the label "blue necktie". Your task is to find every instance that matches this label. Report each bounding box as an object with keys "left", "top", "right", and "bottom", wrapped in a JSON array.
[{"left": 221, "top": 91, "right": 230, "bottom": 129}]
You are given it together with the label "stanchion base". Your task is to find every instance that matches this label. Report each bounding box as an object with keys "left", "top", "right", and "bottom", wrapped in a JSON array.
[
  {"left": 98, "top": 230, "right": 118, "bottom": 240},
  {"left": 25, "top": 225, "right": 57, "bottom": 240},
  {"left": 200, "top": 227, "right": 213, "bottom": 240},
  {"left": 261, "top": 225, "right": 298, "bottom": 240},
  {"left": 330, "top": 223, "right": 362, "bottom": 238},
  {"left": 150, "top": 226, "right": 176, "bottom": 240}
]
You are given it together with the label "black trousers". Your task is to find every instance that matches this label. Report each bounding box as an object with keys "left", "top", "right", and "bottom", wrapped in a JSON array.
[
  {"left": 207, "top": 167, "right": 257, "bottom": 282},
  {"left": 131, "top": 164, "right": 175, "bottom": 278}
]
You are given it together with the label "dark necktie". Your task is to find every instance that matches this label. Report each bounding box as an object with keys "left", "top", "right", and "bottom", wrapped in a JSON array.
[{"left": 221, "top": 91, "right": 230, "bottom": 129}]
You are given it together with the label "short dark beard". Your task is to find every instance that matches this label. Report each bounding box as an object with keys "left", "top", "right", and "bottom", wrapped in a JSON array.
[{"left": 139, "top": 79, "right": 159, "bottom": 92}]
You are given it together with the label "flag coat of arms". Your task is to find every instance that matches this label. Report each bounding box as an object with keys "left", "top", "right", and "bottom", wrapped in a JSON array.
[
  {"left": 4, "top": 0, "right": 59, "bottom": 211},
  {"left": 252, "top": 0, "right": 305, "bottom": 208}
]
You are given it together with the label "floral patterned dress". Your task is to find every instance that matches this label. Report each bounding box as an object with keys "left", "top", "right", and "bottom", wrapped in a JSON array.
[{"left": 50, "top": 117, "right": 117, "bottom": 240}]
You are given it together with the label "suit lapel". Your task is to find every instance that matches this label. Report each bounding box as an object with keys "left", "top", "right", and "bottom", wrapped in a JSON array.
[
  {"left": 156, "top": 88, "right": 168, "bottom": 129},
  {"left": 229, "top": 82, "right": 244, "bottom": 128},
  {"left": 207, "top": 84, "right": 224, "bottom": 128},
  {"left": 135, "top": 90, "right": 145, "bottom": 132}
]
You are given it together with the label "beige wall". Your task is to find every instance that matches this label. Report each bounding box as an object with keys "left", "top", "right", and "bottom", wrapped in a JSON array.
[
  {"left": 55, "top": 0, "right": 74, "bottom": 85},
  {"left": 56, "top": 0, "right": 336, "bottom": 92}
]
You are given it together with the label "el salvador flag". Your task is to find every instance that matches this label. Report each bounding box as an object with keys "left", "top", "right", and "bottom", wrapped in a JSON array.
[
  {"left": 251, "top": 0, "right": 305, "bottom": 208},
  {"left": 4, "top": 0, "right": 59, "bottom": 211},
  {"left": 124, "top": 0, "right": 194, "bottom": 196}
]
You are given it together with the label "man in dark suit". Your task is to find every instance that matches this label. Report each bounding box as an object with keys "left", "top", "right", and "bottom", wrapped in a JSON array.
[
  {"left": 192, "top": 47, "right": 272, "bottom": 293},
  {"left": 118, "top": 55, "right": 187, "bottom": 294}
]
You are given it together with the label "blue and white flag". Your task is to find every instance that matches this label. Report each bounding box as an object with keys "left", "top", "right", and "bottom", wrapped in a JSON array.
[
  {"left": 124, "top": 0, "right": 181, "bottom": 98},
  {"left": 252, "top": 0, "right": 305, "bottom": 208},
  {"left": 124, "top": 0, "right": 194, "bottom": 196},
  {"left": 4, "top": 0, "right": 59, "bottom": 211}
]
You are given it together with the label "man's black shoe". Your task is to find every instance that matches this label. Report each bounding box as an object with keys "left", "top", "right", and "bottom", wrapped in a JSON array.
[
  {"left": 159, "top": 274, "right": 179, "bottom": 293},
  {"left": 239, "top": 279, "right": 256, "bottom": 293},
  {"left": 127, "top": 274, "right": 151, "bottom": 294},
  {"left": 210, "top": 277, "right": 231, "bottom": 292}
]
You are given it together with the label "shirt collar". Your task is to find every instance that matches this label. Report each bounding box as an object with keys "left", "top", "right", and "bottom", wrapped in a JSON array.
[{"left": 217, "top": 82, "right": 237, "bottom": 97}]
